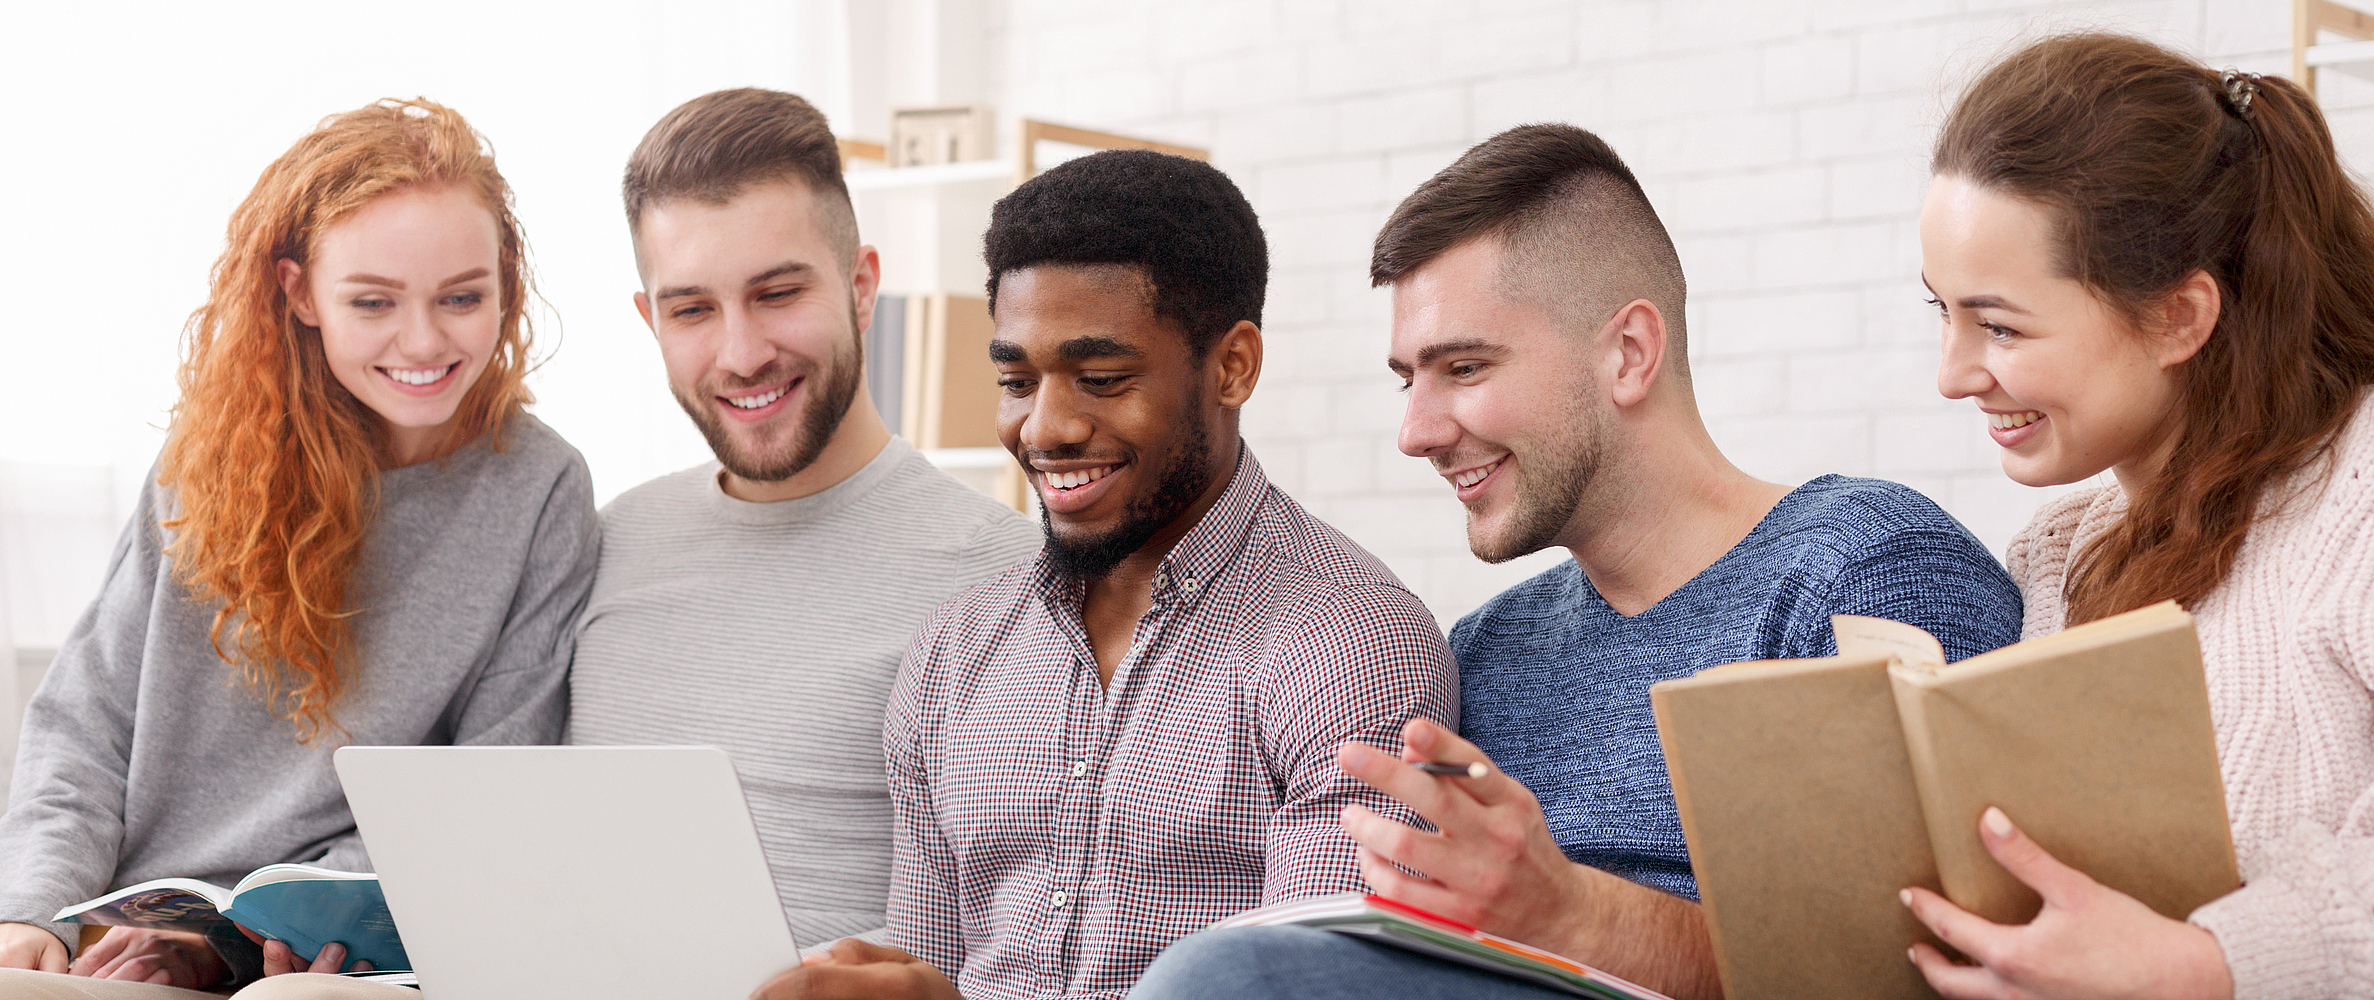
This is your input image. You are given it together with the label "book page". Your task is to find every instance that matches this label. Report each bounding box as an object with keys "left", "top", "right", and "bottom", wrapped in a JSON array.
[
  {"left": 232, "top": 864, "right": 376, "bottom": 894},
  {"left": 1652, "top": 653, "right": 1942, "bottom": 1000},
  {"left": 1831, "top": 615, "right": 1945, "bottom": 673}
]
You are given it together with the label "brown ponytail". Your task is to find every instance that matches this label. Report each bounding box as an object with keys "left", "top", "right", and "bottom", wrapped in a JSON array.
[{"left": 1936, "top": 33, "right": 2374, "bottom": 623}]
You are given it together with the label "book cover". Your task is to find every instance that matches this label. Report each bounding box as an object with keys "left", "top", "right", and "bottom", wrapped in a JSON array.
[{"left": 1651, "top": 652, "right": 1943, "bottom": 1000}]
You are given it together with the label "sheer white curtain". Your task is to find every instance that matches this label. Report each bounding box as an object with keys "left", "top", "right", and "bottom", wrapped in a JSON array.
[
  {"left": 1, "top": 502, "right": 15, "bottom": 803},
  {"left": 0, "top": 463, "right": 122, "bottom": 800},
  {"left": 0, "top": 0, "right": 867, "bottom": 789}
]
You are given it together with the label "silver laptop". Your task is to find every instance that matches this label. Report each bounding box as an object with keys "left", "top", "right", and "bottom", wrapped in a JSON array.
[{"left": 334, "top": 745, "right": 800, "bottom": 999}]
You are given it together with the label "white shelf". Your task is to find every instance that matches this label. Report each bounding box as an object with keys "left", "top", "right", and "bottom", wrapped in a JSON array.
[
  {"left": 2308, "top": 39, "right": 2374, "bottom": 80},
  {"left": 845, "top": 158, "right": 1014, "bottom": 192},
  {"left": 920, "top": 446, "right": 1014, "bottom": 470}
]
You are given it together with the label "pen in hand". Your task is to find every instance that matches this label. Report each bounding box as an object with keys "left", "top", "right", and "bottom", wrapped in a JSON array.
[{"left": 1410, "top": 760, "right": 1490, "bottom": 779}]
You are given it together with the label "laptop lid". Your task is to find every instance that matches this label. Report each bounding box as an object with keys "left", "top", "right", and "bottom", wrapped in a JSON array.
[{"left": 334, "top": 745, "right": 799, "bottom": 1000}]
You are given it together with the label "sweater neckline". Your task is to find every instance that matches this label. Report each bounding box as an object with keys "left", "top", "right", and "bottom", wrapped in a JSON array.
[
  {"left": 1566, "top": 474, "right": 1839, "bottom": 622},
  {"left": 700, "top": 437, "right": 913, "bottom": 527}
]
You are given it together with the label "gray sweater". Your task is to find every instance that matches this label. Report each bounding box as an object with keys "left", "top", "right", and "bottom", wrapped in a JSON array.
[
  {"left": 565, "top": 438, "right": 1037, "bottom": 949},
  {"left": 0, "top": 413, "right": 598, "bottom": 950}
]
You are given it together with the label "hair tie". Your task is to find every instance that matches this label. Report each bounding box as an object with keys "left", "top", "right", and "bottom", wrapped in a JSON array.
[{"left": 2220, "top": 68, "right": 2259, "bottom": 120}]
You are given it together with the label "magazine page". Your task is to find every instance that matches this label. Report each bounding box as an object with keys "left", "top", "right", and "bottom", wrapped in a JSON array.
[
  {"left": 52, "top": 878, "right": 235, "bottom": 932},
  {"left": 230, "top": 864, "right": 377, "bottom": 893}
]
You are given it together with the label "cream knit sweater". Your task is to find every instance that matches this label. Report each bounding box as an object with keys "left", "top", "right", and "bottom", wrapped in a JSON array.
[{"left": 2006, "top": 392, "right": 2374, "bottom": 999}]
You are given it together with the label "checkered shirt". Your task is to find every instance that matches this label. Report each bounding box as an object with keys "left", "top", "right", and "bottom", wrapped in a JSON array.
[{"left": 884, "top": 446, "right": 1459, "bottom": 999}]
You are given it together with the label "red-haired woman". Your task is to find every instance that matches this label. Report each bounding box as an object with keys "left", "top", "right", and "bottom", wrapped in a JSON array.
[
  {"left": 1916, "top": 34, "right": 2374, "bottom": 999},
  {"left": 0, "top": 98, "right": 596, "bottom": 996}
]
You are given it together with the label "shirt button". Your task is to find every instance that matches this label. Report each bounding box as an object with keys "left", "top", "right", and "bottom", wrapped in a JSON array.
[
  {"left": 1182, "top": 576, "right": 1199, "bottom": 591},
  {"left": 1071, "top": 760, "right": 1089, "bottom": 779},
  {"left": 1052, "top": 890, "right": 1069, "bottom": 909}
]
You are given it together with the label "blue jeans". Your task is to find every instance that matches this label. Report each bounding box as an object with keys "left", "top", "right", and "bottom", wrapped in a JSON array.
[{"left": 1130, "top": 925, "right": 1573, "bottom": 999}]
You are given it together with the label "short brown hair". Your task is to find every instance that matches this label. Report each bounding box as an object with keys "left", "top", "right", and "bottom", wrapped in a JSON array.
[
  {"left": 1372, "top": 123, "right": 1688, "bottom": 380},
  {"left": 622, "top": 88, "right": 857, "bottom": 264}
]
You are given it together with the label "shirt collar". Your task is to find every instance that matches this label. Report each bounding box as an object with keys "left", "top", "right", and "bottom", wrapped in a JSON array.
[{"left": 1032, "top": 441, "right": 1268, "bottom": 612}]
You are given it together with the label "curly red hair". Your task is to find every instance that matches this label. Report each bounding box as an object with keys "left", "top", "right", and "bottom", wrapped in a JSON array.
[{"left": 159, "top": 98, "right": 536, "bottom": 740}]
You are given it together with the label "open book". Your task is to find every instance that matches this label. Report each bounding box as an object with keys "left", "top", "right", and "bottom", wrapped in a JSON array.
[
  {"left": 1213, "top": 892, "right": 1674, "bottom": 999},
  {"left": 53, "top": 864, "right": 409, "bottom": 972},
  {"left": 1649, "top": 601, "right": 2238, "bottom": 1000}
]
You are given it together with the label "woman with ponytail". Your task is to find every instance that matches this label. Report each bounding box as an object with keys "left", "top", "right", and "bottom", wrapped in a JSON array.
[
  {"left": 0, "top": 99, "right": 597, "bottom": 995},
  {"left": 1914, "top": 33, "right": 2374, "bottom": 998}
]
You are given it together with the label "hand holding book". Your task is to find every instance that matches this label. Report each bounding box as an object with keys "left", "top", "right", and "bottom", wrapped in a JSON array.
[
  {"left": 1900, "top": 807, "right": 2234, "bottom": 1000},
  {"left": 243, "top": 927, "right": 370, "bottom": 978}
]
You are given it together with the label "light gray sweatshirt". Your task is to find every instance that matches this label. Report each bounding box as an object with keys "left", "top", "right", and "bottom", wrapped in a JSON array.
[{"left": 0, "top": 413, "right": 598, "bottom": 952}]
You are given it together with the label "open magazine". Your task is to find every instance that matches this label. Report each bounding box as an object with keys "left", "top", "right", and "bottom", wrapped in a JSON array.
[
  {"left": 1213, "top": 892, "right": 1673, "bottom": 1000},
  {"left": 53, "top": 864, "right": 409, "bottom": 972}
]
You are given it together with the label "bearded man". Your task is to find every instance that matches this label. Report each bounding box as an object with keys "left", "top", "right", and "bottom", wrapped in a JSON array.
[
  {"left": 750, "top": 149, "right": 1457, "bottom": 1000},
  {"left": 565, "top": 88, "right": 1041, "bottom": 951},
  {"left": 1130, "top": 125, "right": 2025, "bottom": 1000}
]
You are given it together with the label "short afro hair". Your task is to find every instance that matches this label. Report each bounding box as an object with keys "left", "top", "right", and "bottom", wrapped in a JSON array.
[{"left": 983, "top": 149, "right": 1266, "bottom": 358}]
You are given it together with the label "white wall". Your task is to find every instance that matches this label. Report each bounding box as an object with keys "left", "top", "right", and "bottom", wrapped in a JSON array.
[
  {"left": 981, "top": 0, "right": 2344, "bottom": 620},
  {"left": 4, "top": 0, "right": 2367, "bottom": 661}
]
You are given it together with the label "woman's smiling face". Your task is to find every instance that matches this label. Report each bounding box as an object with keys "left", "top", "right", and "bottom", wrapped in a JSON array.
[
  {"left": 282, "top": 183, "right": 504, "bottom": 466},
  {"left": 1923, "top": 174, "right": 2194, "bottom": 491}
]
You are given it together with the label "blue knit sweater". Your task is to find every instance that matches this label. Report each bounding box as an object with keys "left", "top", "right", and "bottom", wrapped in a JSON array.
[{"left": 1450, "top": 475, "right": 2023, "bottom": 900}]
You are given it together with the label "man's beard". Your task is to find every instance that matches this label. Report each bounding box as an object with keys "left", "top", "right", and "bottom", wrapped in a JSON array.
[
  {"left": 1469, "top": 391, "right": 1605, "bottom": 563},
  {"left": 1041, "top": 391, "right": 1216, "bottom": 584},
  {"left": 673, "top": 309, "right": 863, "bottom": 484}
]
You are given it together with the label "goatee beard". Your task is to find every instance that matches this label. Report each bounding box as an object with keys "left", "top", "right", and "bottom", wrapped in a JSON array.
[{"left": 1042, "top": 398, "right": 1216, "bottom": 584}]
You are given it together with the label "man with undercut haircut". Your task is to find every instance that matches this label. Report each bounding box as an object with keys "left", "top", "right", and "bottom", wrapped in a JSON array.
[
  {"left": 751, "top": 149, "right": 1456, "bottom": 1000},
  {"left": 1133, "top": 126, "right": 2022, "bottom": 999}
]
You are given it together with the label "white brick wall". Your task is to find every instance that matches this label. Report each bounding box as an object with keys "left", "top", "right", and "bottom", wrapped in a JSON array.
[{"left": 980, "top": 0, "right": 2321, "bottom": 623}]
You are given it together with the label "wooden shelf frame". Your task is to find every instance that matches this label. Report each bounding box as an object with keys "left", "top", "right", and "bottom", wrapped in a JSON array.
[
  {"left": 838, "top": 118, "right": 1209, "bottom": 190},
  {"left": 1013, "top": 119, "right": 1209, "bottom": 183},
  {"left": 2297, "top": 0, "right": 2374, "bottom": 97}
]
